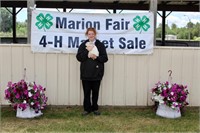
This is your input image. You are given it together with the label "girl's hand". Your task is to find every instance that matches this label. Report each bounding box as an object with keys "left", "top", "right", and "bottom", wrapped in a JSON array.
[{"left": 89, "top": 54, "right": 97, "bottom": 60}]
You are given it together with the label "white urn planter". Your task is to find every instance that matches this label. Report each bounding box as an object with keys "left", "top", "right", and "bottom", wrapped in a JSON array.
[
  {"left": 16, "top": 105, "right": 43, "bottom": 118},
  {"left": 156, "top": 104, "right": 181, "bottom": 119}
]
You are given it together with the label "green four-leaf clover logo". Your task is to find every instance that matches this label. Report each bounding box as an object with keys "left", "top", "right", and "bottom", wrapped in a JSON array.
[
  {"left": 133, "top": 15, "right": 150, "bottom": 33},
  {"left": 35, "top": 13, "right": 53, "bottom": 31}
]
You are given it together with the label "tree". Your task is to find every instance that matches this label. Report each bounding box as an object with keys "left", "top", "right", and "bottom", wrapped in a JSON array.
[
  {"left": 16, "top": 21, "right": 27, "bottom": 37},
  {"left": 156, "top": 23, "right": 162, "bottom": 38},
  {"left": 187, "top": 21, "right": 194, "bottom": 29},
  {"left": 0, "top": 8, "right": 13, "bottom": 32},
  {"left": 177, "top": 28, "right": 188, "bottom": 39},
  {"left": 191, "top": 22, "right": 200, "bottom": 39},
  {"left": 171, "top": 23, "right": 177, "bottom": 30}
]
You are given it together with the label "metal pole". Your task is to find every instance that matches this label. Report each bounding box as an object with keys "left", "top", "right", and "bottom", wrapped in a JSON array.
[
  {"left": 12, "top": 7, "right": 17, "bottom": 43},
  {"left": 150, "top": 0, "right": 157, "bottom": 46},
  {"left": 27, "top": 0, "right": 35, "bottom": 44},
  {"left": 184, "top": 15, "right": 191, "bottom": 41},
  {"left": 162, "top": 11, "right": 166, "bottom": 46}
]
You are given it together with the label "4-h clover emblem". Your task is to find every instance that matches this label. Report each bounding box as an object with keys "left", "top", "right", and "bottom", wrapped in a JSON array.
[
  {"left": 133, "top": 15, "right": 150, "bottom": 33},
  {"left": 35, "top": 13, "right": 53, "bottom": 31}
]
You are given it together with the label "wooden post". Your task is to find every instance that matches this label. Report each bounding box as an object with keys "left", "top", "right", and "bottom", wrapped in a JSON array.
[
  {"left": 150, "top": 0, "right": 157, "bottom": 46},
  {"left": 27, "top": 0, "right": 35, "bottom": 44}
]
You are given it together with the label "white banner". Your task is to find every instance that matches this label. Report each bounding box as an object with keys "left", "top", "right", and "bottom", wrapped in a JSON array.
[{"left": 31, "top": 10, "right": 154, "bottom": 54}]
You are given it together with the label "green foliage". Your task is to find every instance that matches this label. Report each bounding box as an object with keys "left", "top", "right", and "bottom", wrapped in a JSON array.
[
  {"left": 0, "top": 8, "right": 27, "bottom": 37},
  {"left": 156, "top": 26, "right": 162, "bottom": 38},
  {"left": 0, "top": 31, "right": 12, "bottom": 37},
  {"left": 16, "top": 22, "right": 27, "bottom": 37},
  {"left": 156, "top": 22, "right": 200, "bottom": 40},
  {"left": 194, "top": 36, "right": 200, "bottom": 41},
  {"left": 0, "top": 22, "right": 27, "bottom": 37},
  {"left": 171, "top": 23, "right": 177, "bottom": 30},
  {"left": 0, "top": 8, "right": 12, "bottom": 32}
]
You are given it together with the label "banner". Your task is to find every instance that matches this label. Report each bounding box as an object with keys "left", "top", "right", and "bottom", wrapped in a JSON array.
[{"left": 31, "top": 10, "right": 154, "bottom": 54}]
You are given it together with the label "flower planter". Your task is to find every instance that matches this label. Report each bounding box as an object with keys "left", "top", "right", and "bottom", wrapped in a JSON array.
[
  {"left": 151, "top": 80, "right": 189, "bottom": 119},
  {"left": 16, "top": 105, "right": 43, "bottom": 118},
  {"left": 5, "top": 79, "right": 47, "bottom": 118},
  {"left": 156, "top": 104, "right": 181, "bottom": 118}
]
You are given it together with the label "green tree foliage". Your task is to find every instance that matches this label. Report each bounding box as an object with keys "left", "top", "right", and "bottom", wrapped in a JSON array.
[
  {"left": 16, "top": 21, "right": 27, "bottom": 37},
  {"left": 0, "top": 8, "right": 12, "bottom": 32},
  {"left": 191, "top": 22, "right": 200, "bottom": 38},
  {"left": 171, "top": 23, "right": 177, "bottom": 30},
  {"left": 156, "top": 23, "right": 162, "bottom": 38},
  {"left": 156, "top": 21, "right": 200, "bottom": 40},
  {"left": 171, "top": 23, "right": 177, "bottom": 35},
  {"left": 177, "top": 28, "right": 188, "bottom": 39}
]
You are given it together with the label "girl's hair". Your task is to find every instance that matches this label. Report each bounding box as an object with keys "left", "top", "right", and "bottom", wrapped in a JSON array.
[{"left": 85, "top": 28, "right": 97, "bottom": 36}]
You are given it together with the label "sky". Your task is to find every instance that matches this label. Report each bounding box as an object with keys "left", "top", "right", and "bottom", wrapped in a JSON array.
[
  {"left": 160, "top": 11, "right": 200, "bottom": 28},
  {"left": 16, "top": 8, "right": 200, "bottom": 28}
]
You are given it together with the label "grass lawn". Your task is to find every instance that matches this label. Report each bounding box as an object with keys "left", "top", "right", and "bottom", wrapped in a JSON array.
[{"left": 1, "top": 106, "right": 199, "bottom": 133}]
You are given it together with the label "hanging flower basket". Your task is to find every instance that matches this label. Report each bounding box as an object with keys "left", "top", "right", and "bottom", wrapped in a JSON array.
[
  {"left": 151, "top": 81, "right": 189, "bottom": 118},
  {"left": 5, "top": 79, "right": 48, "bottom": 118},
  {"left": 151, "top": 70, "right": 189, "bottom": 118}
]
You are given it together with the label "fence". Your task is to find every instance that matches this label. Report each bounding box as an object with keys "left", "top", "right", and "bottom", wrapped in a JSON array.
[{"left": 0, "top": 44, "right": 199, "bottom": 106}]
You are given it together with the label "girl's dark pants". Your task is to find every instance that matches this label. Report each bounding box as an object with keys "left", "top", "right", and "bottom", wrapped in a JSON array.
[{"left": 82, "top": 80, "right": 101, "bottom": 112}]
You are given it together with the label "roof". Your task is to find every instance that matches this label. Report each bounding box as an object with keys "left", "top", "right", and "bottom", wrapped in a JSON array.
[{"left": 1, "top": 0, "right": 199, "bottom": 12}]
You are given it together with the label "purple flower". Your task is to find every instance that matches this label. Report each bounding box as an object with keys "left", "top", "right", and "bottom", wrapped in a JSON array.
[
  {"left": 18, "top": 103, "right": 27, "bottom": 111},
  {"left": 4, "top": 79, "right": 48, "bottom": 113},
  {"left": 7, "top": 81, "right": 12, "bottom": 87},
  {"left": 5, "top": 89, "right": 11, "bottom": 98},
  {"left": 151, "top": 81, "right": 189, "bottom": 109},
  {"left": 15, "top": 93, "right": 20, "bottom": 99},
  {"left": 24, "top": 90, "right": 28, "bottom": 95},
  {"left": 33, "top": 95, "right": 38, "bottom": 100}
]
